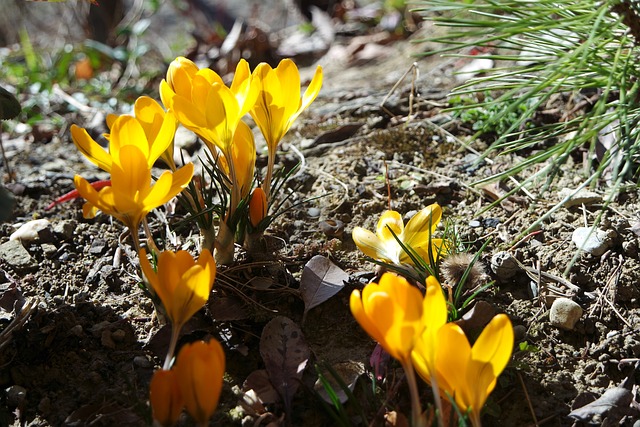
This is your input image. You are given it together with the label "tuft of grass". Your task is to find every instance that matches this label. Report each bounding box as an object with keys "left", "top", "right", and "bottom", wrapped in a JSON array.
[{"left": 413, "top": 0, "right": 640, "bottom": 232}]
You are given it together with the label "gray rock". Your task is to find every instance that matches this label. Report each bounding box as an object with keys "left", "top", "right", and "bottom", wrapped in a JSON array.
[
  {"left": 490, "top": 251, "right": 520, "bottom": 279},
  {"left": 558, "top": 188, "right": 602, "bottom": 207},
  {"left": 53, "top": 220, "right": 76, "bottom": 240},
  {"left": 549, "top": 297, "right": 583, "bottom": 330},
  {"left": 0, "top": 240, "right": 38, "bottom": 271},
  {"left": 572, "top": 227, "right": 613, "bottom": 256}
]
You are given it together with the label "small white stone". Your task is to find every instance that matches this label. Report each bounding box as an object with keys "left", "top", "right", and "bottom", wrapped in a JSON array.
[
  {"left": 10, "top": 219, "right": 51, "bottom": 243},
  {"left": 549, "top": 297, "right": 583, "bottom": 330},
  {"left": 455, "top": 58, "right": 494, "bottom": 83},
  {"left": 572, "top": 227, "right": 612, "bottom": 256}
]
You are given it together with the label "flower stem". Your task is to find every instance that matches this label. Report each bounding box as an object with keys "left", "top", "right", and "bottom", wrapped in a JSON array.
[
  {"left": 429, "top": 373, "right": 445, "bottom": 427},
  {"left": 402, "top": 361, "right": 426, "bottom": 427},
  {"left": 163, "top": 324, "right": 181, "bottom": 370},
  {"left": 263, "top": 150, "right": 275, "bottom": 204},
  {"left": 129, "top": 224, "right": 142, "bottom": 254},
  {"left": 142, "top": 218, "right": 160, "bottom": 254}
]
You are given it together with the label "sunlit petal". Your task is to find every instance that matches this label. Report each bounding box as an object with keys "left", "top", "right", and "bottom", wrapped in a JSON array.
[{"left": 71, "top": 125, "right": 112, "bottom": 172}]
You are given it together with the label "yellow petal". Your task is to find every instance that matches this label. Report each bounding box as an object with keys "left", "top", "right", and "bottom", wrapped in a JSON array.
[
  {"left": 139, "top": 249, "right": 163, "bottom": 300},
  {"left": 467, "top": 314, "right": 514, "bottom": 411},
  {"left": 275, "top": 59, "right": 301, "bottom": 119},
  {"left": 71, "top": 125, "right": 112, "bottom": 172},
  {"left": 433, "top": 323, "right": 471, "bottom": 401},
  {"left": 354, "top": 273, "right": 424, "bottom": 365},
  {"left": 231, "top": 120, "right": 256, "bottom": 198},
  {"left": 403, "top": 203, "right": 442, "bottom": 248},
  {"left": 300, "top": 65, "right": 323, "bottom": 113},
  {"left": 352, "top": 226, "right": 394, "bottom": 263},
  {"left": 159, "top": 79, "right": 176, "bottom": 111},
  {"left": 110, "top": 115, "right": 150, "bottom": 161},
  {"left": 376, "top": 210, "right": 404, "bottom": 244},
  {"left": 141, "top": 168, "right": 184, "bottom": 215},
  {"left": 149, "top": 369, "right": 184, "bottom": 427},
  {"left": 175, "top": 340, "right": 225, "bottom": 424}
]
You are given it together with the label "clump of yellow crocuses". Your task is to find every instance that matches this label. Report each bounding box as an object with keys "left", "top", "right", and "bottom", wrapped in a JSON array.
[
  {"left": 160, "top": 56, "right": 323, "bottom": 264},
  {"left": 352, "top": 203, "right": 447, "bottom": 268},
  {"left": 351, "top": 272, "right": 514, "bottom": 427}
]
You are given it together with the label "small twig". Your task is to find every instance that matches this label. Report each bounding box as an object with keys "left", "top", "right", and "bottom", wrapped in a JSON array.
[
  {"left": 0, "top": 132, "right": 13, "bottom": 183},
  {"left": 380, "top": 62, "right": 419, "bottom": 122},
  {"left": 517, "top": 371, "right": 539, "bottom": 427},
  {"left": 384, "top": 161, "right": 391, "bottom": 211},
  {"left": 288, "top": 143, "right": 307, "bottom": 179},
  {"left": 52, "top": 84, "right": 95, "bottom": 113}
]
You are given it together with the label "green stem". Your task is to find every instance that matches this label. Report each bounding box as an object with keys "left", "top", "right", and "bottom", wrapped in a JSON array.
[
  {"left": 402, "top": 361, "right": 426, "bottom": 427},
  {"left": 129, "top": 224, "right": 142, "bottom": 254},
  {"left": 142, "top": 217, "right": 160, "bottom": 254},
  {"left": 429, "top": 373, "right": 445, "bottom": 427},
  {"left": 163, "top": 324, "right": 181, "bottom": 370},
  {"left": 263, "top": 150, "right": 275, "bottom": 204}
]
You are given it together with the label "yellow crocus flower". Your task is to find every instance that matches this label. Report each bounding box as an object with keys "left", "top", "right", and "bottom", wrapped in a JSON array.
[
  {"left": 249, "top": 59, "right": 323, "bottom": 199},
  {"left": 72, "top": 102, "right": 176, "bottom": 173},
  {"left": 106, "top": 96, "right": 178, "bottom": 170},
  {"left": 72, "top": 116, "right": 193, "bottom": 239},
  {"left": 149, "top": 369, "right": 184, "bottom": 427},
  {"left": 163, "top": 58, "right": 257, "bottom": 158},
  {"left": 352, "top": 203, "right": 447, "bottom": 266},
  {"left": 350, "top": 272, "right": 425, "bottom": 366},
  {"left": 174, "top": 339, "right": 225, "bottom": 425},
  {"left": 420, "top": 314, "right": 514, "bottom": 427},
  {"left": 138, "top": 248, "right": 216, "bottom": 330}
]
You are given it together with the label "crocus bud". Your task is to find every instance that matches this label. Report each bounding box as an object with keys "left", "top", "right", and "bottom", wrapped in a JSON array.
[
  {"left": 249, "top": 187, "right": 268, "bottom": 228},
  {"left": 175, "top": 340, "right": 225, "bottom": 424},
  {"left": 150, "top": 369, "right": 183, "bottom": 427}
]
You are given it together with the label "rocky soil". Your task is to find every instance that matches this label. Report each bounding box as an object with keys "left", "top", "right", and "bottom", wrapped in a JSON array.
[{"left": 1, "top": 3, "right": 640, "bottom": 426}]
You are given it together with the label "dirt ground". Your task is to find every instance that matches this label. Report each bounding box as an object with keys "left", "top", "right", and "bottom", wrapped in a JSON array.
[{"left": 2, "top": 5, "right": 640, "bottom": 427}]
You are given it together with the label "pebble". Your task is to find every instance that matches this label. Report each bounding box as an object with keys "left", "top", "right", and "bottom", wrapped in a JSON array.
[
  {"left": 307, "top": 207, "right": 321, "bottom": 218},
  {"left": 490, "top": 251, "right": 520, "bottom": 279},
  {"left": 53, "top": 220, "right": 76, "bottom": 240},
  {"left": 41, "top": 243, "right": 57, "bottom": 259},
  {"left": 111, "top": 329, "right": 126, "bottom": 342},
  {"left": 9, "top": 219, "right": 50, "bottom": 243},
  {"left": 133, "top": 355, "right": 153, "bottom": 368},
  {"left": 455, "top": 58, "right": 494, "bottom": 83},
  {"left": 319, "top": 219, "right": 344, "bottom": 238},
  {"left": 468, "top": 220, "right": 481, "bottom": 228},
  {"left": 571, "top": 227, "right": 613, "bottom": 256},
  {"left": 69, "top": 324, "right": 83, "bottom": 337},
  {"left": 5, "top": 385, "right": 27, "bottom": 407},
  {"left": 513, "top": 324, "right": 527, "bottom": 341},
  {"left": 549, "top": 297, "right": 583, "bottom": 330},
  {"left": 0, "top": 240, "right": 38, "bottom": 271},
  {"left": 558, "top": 188, "right": 602, "bottom": 208},
  {"left": 101, "top": 329, "right": 116, "bottom": 349}
]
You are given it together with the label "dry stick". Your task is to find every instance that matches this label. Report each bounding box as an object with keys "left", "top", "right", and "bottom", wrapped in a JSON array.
[
  {"left": 0, "top": 133, "right": 13, "bottom": 182},
  {"left": 517, "top": 371, "right": 539, "bottom": 427},
  {"left": 384, "top": 161, "right": 391, "bottom": 211},
  {"left": 380, "top": 62, "right": 419, "bottom": 121}
]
